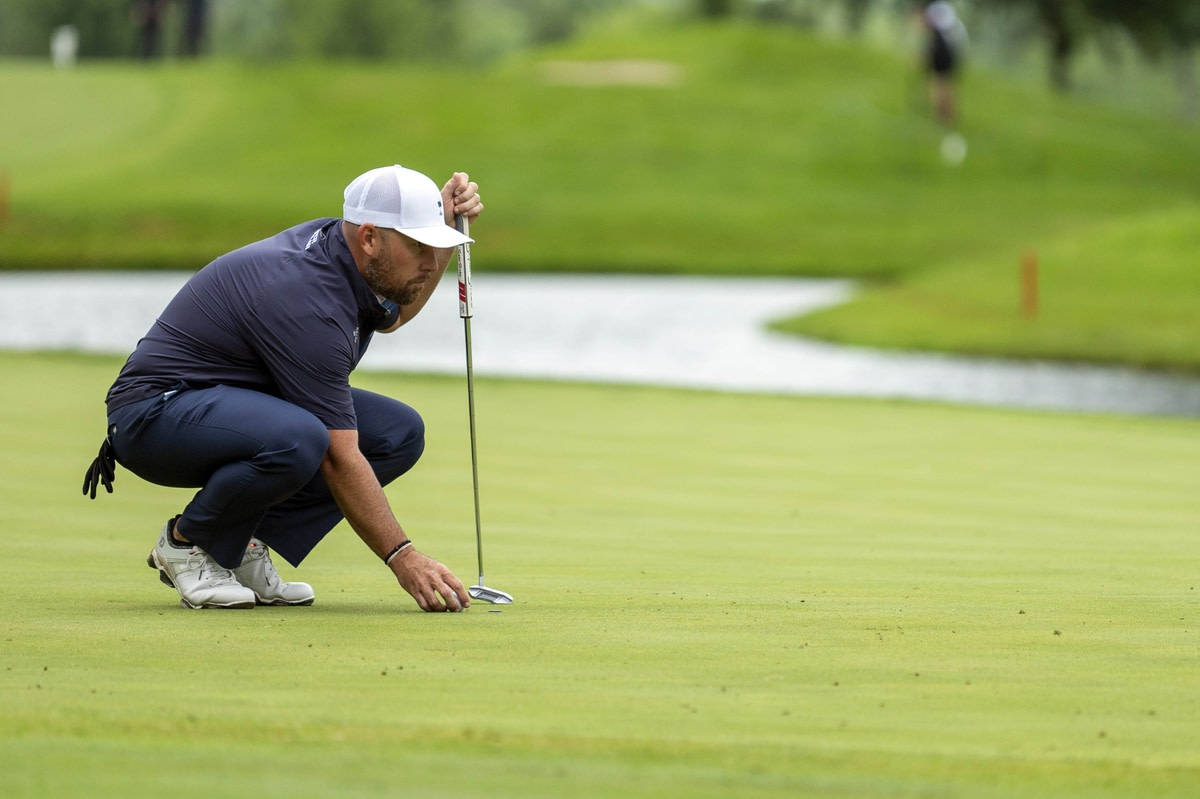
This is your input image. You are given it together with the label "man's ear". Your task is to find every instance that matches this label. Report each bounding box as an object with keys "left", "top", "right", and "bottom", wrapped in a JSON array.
[{"left": 357, "top": 223, "right": 381, "bottom": 257}]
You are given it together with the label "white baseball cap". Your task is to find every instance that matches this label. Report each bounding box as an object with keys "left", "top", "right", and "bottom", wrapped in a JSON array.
[{"left": 343, "top": 164, "right": 472, "bottom": 248}]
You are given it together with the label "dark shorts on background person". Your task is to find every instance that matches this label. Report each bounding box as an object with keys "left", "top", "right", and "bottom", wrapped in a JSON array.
[
  {"left": 928, "top": 29, "right": 957, "bottom": 76},
  {"left": 108, "top": 384, "right": 424, "bottom": 569}
]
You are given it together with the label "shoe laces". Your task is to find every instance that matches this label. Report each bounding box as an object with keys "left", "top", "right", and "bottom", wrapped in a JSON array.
[
  {"left": 244, "top": 540, "right": 281, "bottom": 588},
  {"left": 185, "top": 548, "right": 240, "bottom": 587}
]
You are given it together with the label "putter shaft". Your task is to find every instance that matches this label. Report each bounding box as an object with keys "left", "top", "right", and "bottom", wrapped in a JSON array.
[
  {"left": 457, "top": 215, "right": 511, "bottom": 603},
  {"left": 463, "top": 314, "right": 485, "bottom": 587}
]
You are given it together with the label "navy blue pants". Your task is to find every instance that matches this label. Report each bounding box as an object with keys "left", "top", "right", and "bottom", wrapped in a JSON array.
[{"left": 108, "top": 385, "right": 424, "bottom": 569}]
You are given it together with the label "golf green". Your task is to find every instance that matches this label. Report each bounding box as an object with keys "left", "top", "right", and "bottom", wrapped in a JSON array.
[{"left": 1, "top": 352, "right": 1197, "bottom": 797}]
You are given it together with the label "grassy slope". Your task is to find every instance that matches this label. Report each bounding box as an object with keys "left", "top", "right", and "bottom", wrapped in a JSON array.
[
  {"left": 1, "top": 23, "right": 1198, "bottom": 369},
  {"left": 0, "top": 24, "right": 1195, "bottom": 274},
  {"left": 1, "top": 352, "right": 1198, "bottom": 797},
  {"left": 773, "top": 204, "right": 1200, "bottom": 371}
]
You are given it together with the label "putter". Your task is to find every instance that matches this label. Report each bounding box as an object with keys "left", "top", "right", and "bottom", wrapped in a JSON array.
[{"left": 456, "top": 215, "right": 513, "bottom": 605}]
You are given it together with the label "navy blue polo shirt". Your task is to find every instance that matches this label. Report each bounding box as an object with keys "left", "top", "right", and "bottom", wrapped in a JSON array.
[{"left": 106, "top": 218, "right": 391, "bottom": 430}]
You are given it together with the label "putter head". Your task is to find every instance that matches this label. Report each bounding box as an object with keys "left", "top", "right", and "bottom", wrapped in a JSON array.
[{"left": 469, "top": 584, "right": 513, "bottom": 604}]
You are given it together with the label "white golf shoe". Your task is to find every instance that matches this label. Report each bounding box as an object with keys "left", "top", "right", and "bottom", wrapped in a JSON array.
[
  {"left": 232, "top": 538, "right": 315, "bottom": 606},
  {"left": 146, "top": 522, "right": 256, "bottom": 609}
]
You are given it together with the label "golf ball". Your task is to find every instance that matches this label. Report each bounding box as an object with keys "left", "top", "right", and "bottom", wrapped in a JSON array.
[{"left": 940, "top": 132, "right": 967, "bottom": 166}]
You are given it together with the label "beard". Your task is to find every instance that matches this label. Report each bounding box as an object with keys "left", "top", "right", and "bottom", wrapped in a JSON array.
[{"left": 362, "top": 255, "right": 424, "bottom": 307}]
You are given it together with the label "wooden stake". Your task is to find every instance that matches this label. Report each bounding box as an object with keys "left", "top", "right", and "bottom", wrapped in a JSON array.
[
  {"left": 1020, "top": 248, "right": 1038, "bottom": 319},
  {"left": 0, "top": 171, "right": 9, "bottom": 227}
]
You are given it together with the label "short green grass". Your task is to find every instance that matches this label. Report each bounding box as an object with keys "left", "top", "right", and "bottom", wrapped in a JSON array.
[{"left": 2, "top": 352, "right": 1197, "bottom": 797}]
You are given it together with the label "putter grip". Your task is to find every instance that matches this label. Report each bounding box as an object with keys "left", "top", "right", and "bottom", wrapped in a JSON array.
[{"left": 456, "top": 215, "right": 473, "bottom": 319}]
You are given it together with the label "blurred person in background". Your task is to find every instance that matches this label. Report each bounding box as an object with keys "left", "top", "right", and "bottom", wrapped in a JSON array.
[
  {"left": 921, "top": 1, "right": 966, "bottom": 127},
  {"left": 181, "top": 0, "right": 208, "bottom": 57},
  {"left": 917, "top": 1, "right": 968, "bottom": 164},
  {"left": 132, "top": 0, "right": 167, "bottom": 59}
]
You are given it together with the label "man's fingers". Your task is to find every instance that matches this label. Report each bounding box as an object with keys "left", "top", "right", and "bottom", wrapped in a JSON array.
[
  {"left": 443, "top": 174, "right": 482, "bottom": 220},
  {"left": 455, "top": 198, "right": 483, "bottom": 220},
  {"left": 453, "top": 186, "right": 479, "bottom": 209},
  {"left": 435, "top": 563, "right": 469, "bottom": 606},
  {"left": 416, "top": 581, "right": 441, "bottom": 612},
  {"left": 442, "top": 571, "right": 470, "bottom": 608},
  {"left": 423, "top": 587, "right": 445, "bottom": 612},
  {"left": 403, "top": 577, "right": 436, "bottom": 612},
  {"left": 440, "top": 584, "right": 463, "bottom": 612},
  {"left": 417, "top": 582, "right": 457, "bottom": 613},
  {"left": 445, "top": 172, "right": 469, "bottom": 197},
  {"left": 397, "top": 553, "right": 469, "bottom": 612}
]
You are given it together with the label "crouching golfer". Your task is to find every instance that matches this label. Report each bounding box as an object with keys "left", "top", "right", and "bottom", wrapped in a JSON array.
[{"left": 82, "top": 165, "right": 482, "bottom": 612}]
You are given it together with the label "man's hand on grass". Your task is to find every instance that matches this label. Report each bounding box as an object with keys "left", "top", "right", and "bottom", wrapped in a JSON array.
[{"left": 389, "top": 547, "right": 470, "bottom": 612}]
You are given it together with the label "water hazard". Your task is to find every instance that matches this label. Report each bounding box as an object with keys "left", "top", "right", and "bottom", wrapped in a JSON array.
[{"left": 2, "top": 272, "right": 1198, "bottom": 417}]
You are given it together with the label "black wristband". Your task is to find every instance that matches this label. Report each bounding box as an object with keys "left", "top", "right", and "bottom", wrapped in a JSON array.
[{"left": 383, "top": 540, "right": 412, "bottom": 565}]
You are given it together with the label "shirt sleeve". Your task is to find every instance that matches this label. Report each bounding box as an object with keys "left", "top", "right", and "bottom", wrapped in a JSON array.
[{"left": 243, "top": 294, "right": 358, "bottom": 430}]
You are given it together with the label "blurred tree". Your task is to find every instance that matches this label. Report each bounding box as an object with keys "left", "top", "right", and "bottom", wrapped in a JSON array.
[
  {"left": 974, "top": 0, "right": 1199, "bottom": 103},
  {"left": 1169, "top": 4, "right": 1200, "bottom": 119},
  {"left": 697, "top": 0, "right": 734, "bottom": 17},
  {"left": 1037, "top": 0, "right": 1084, "bottom": 90},
  {"left": 518, "top": 0, "right": 603, "bottom": 44},
  {"left": 209, "top": 0, "right": 622, "bottom": 61},
  {"left": 842, "top": 0, "right": 872, "bottom": 33},
  {"left": 1086, "top": 0, "right": 1200, "bottom": 117},
  {"left": 211, "top": 0, "right": 458, "bottom": 60},
  {"left": 0, "top": 0, "right": 632, "bottom": 60},
  {"left": 0, "top": 0, "right": 133, "bottom": 57},
  {"left": 975, "top": 0, "right": 1089, "bottom": 91}
]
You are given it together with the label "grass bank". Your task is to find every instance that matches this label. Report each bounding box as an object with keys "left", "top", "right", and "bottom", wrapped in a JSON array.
[
  {"left": 1, "top": 22, "right": 1197, "bottom": 366},
  {"left": 2, "top": 352, "right": 1198, "bottom": 796},
  {"left": 773, "top": 203, "right": 1200, "bottom": 372}
]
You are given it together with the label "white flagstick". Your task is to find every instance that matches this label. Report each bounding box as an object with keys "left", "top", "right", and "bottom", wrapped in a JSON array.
[{"left": 456, "top": 215, "right": 513, "bottom": 605}]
